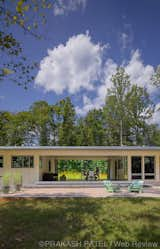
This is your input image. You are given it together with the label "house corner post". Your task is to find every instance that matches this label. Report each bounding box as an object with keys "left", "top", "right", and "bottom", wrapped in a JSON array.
[
  {"left": 155, "top": 155, "right": 160, "bottom": 181},
  {"left": 34, "top": 154, "right": 39, "bottom": 183},
  {"left": 142, "top": 156, "right": 145, "bottom": 181},
  {"left": 127, "top": 155, "right": 131, "bottom": 181}
]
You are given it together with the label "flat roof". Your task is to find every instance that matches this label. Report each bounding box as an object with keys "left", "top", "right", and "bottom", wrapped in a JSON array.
[{"left": 0, "top": 146, "right": 160, "bottom": 151}]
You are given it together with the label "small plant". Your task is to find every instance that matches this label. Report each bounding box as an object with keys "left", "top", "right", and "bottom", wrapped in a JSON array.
[
  {"left": 2, "top": 173, "right": 10, "bottom": 194},
  {"left": 13, "top": 173, "right": 22, "bottom": 191}
]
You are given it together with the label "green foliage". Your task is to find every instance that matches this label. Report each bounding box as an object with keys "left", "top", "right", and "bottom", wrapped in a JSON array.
[
  {"left": 76, "top": 109, "right": 106, "bottom": 146},
  {"left": 30, "top": 101, "right": 52, "bottom": 145},
  {"left": 13, "top": 172, "right": 22, "bottom": 185},
  {"left": 0, "top": 69, "right": 159, "bottom": 147},
  {"left": 5, "top": 111, "right": 34, "bottom": 146},
  {"left": 58, "top": 160, "right": 107, "bottom": 174},
  {"left": 104, "top": 67, "right": 154, "bottom": 145},
  {"left": 56, "top": 97, "right": 76, "bottom": 146},
  {"left": 2, "top": 172, "right": 10, "bottom": 186},
  {"left": 0, "top": 0, "right": 53, "bottom": 87},
  {"left": 0, "top": 111, "right": 11, "bottom": 145},
  {"left": 152, "top": 65, "right": 160, "bottom": 87}
]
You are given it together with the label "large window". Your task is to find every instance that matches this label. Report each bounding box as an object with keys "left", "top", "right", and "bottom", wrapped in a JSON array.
[
  {"left": 12, "top": 156, "right": 34, "bottom": 168},
  {"left": 0, "top": 156, "right": 3, "bottom": 168},
  {"left": 131, "top": 156, "right": 142, "bottom": 179},
  {"left": 144, "top": 156, "right": 155, "bottom": 179}
]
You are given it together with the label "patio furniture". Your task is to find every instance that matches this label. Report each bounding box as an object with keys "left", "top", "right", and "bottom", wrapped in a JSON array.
[
  {"left": 128, "top": 180, "right": 144, "bottom": 193},
  {"left": 103, "top": 180, "right": 120, "bottom": 193},
  {"left": 60, "top": 174, "right": 66, "bottom": 181},
  {"left": 88, "top": 170, "right": 95, "bottom": 181},
  {"left": 42, "top": 173, "right": 58, "bottom": 181}
]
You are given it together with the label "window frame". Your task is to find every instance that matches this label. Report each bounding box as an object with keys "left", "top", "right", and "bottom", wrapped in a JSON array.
[
  {"left": 0, "top": 156, "right": 3, "bottom": 168},
  {"left": 144, "top": 156, "right": 155, "bottom": 180},
  {"left": 11, "top": 156, "right": 34, "bottom": 168},
  {"left": 131, "top": 156, "right": 142, "bottom": 179}
]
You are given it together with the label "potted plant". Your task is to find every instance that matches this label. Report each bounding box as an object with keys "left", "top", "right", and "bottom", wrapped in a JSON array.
[
  {"left": 2, "top": 173, "right": 10, "bottom": 194},
  {"left": 13, "top": 172, "right": 22, "bottom": 191}
]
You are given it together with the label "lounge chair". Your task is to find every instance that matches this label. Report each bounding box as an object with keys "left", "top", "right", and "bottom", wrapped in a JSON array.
[
  {"left": 103, "top": 180, "right": 120, "bottom": 193},
  {"left": 128, "top": 180, "right": 144, "bottom": 193}
]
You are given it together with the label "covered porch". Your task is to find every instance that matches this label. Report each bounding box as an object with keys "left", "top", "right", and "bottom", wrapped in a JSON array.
[
  {"left": 38, "top": 156, "right": 128, "bottom": 182},
  {"left": 38, "top": 152, "right": 159, "bottom": 182},
  {"left": 0, "top": 146, "right": 159, "bottom": 186}
]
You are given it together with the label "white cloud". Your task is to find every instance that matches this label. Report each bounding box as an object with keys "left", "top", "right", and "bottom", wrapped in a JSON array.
[
  {"left": 125, "top": 50, "right": 155, "bottom": 94},
  {"left": 120, "top": 32, "right": 129, "bottom": 49},
  {"left": 148, "top": 103, "right": 160, "bottom": 126},
  {"left": 76, "top": 50, "right": 156, "bottom": 115},
  {"left": 35, "top": 32, "right": 106, "bottom": 94},
  {"left": 35, "top": 31, "right": 156, "bottom": 118},
  {"left": 76, "top": 59, "right": 118, "bottom": 115},
  {"left": 119, "top": 24, "right": 134, "bottom": 50},
  {"left": 75, "top": 95, "right": 102, "bottom": 116},
  {"left": 53, "top": 0, "right": 87, "bottom": 16}
]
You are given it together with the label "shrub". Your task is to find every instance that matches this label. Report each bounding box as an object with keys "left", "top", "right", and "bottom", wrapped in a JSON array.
[
  {"left": 2, "top": 173, "right": 10, "bottom": 187},
  {"left": 13, "top": 172, "right": 22, "bottom": 185}
]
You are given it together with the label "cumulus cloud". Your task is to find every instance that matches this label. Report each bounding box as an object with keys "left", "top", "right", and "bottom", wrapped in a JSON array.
[
  {"left": 125, "top": 50, "right": 155, "bottom": 94},
  {"left": 75, "top": 95, "right": 102, "bottom": 116},
  {"left": 76, "top": 50, "right": 156, "bottom": 115},
  {"left": 76, "top": 59, "right": 118, "bottom": 115},
  {"left": 53, "top": 0, "right": 87, "bottom": 16},
  {"left": 35, "top": 31, "right": 156, "bottom": 117},
  {"left": 148, "top": 103, "right": 160, "bottom": 126},
  {"left": 35, "top": 32, "right": 106, "bottom": 94}
]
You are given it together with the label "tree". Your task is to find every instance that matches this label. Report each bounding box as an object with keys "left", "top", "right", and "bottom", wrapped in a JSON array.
[
  {"left": 75, "top": 118, "right": 87, "bottom": 146},
  {"left": 0, "top": 0, "right": 52, "bottom": 88},
  {"left": 56, "top": 97, "right": 76, "bottom": 146},
  {"left": 142, "top": 124, "right": 160, "bottom": 146},
  {"left": 76, "top": 109, "right": 106, "bottom": 146},
  {"left": 125, "top": 85, "right": 154, "bottom": 145},
  {"left": 104, "top": 67, "right": 131, "bottom": 145},
  {"left": 0, "top": 111, "right": 12, "bottom": 145},
  {"left": 30, "top": 101, "right": 52, "bottom": 145},
  {"left": 104, "top": 67, "right": 154, "bottom": 145},
  {"left": 152, "top": 65, "right": 160, "bottom": 87},
  {"left": 6, "top": 111, "right": 33, "bottom": 145}
]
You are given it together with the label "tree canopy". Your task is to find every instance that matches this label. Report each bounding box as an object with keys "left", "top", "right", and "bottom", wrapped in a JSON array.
[
  {"left": 0, "top": 0, "right": 53, "bottom": 88},
  {"left": 1, "top": 68, "right": 160, "bottom": 147}
]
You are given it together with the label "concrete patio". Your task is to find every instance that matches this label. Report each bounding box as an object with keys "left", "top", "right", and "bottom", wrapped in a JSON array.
[{"left": 1, "top": 185, "right": 160, "bottom": 198}]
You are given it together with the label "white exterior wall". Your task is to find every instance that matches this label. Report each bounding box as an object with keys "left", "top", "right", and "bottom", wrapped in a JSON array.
[
  {"left": 39, "top": 157, "right": 56, "bottom": 181},
  {"left": 0, "top": 151, "right": 39, "bottom": 186},
  {"left": 0, "top": 147, "right": 160, "bottom": 185}
]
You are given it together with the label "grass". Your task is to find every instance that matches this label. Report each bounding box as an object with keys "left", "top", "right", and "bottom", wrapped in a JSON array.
[
  {"left": 0, "top": 198, "right": 160, "bottom": 249},
  {"left": 59, "top": 171, "right": 107, "bottom": 180}
]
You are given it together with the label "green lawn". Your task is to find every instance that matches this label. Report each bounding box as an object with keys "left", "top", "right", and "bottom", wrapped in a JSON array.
[{"left": 0, "top": 198, "right": 160, "bottom": 249}]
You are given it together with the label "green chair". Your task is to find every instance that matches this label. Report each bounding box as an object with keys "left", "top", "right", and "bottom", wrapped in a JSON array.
[
  {"left": 103, "top": 180, "right": 120, "bottom": 193},
  {"left": 128, "top": 180, "right": 144, "bottom": 193}
]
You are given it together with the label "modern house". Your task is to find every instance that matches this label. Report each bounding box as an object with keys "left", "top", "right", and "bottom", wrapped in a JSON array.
[{"left": 0, "top": 146, "right": 159, "bottom": 185}]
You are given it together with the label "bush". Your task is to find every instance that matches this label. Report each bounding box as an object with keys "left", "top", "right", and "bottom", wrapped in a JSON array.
[
  {"left": 13, "top": 172, "right": 22, "bottom": 186},
  {"left": 2, "top": 173, "right": 10, "bottom": 187}
]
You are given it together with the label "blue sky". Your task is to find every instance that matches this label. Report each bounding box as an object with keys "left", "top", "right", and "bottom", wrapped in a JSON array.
[{"left": 1, "top": 0, "right": 160, "bottom": 122}]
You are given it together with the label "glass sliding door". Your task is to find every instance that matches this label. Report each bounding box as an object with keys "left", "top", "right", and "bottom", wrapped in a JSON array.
[
  {"left": 144, "top": 156, "right": 155, "bottom": 179},
  {"left": 131, "top": 156, "right": 142, "bottom": 179}
]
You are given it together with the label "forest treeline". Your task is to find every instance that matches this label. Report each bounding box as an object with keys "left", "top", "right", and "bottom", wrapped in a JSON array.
[{"left": 1, "top": 68, "right": 160, "bottom": 146}]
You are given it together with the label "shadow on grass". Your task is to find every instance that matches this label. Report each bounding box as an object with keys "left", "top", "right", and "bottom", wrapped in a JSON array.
[{"left": 0, "top": 198, "right": 160, "bottom": 249}]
